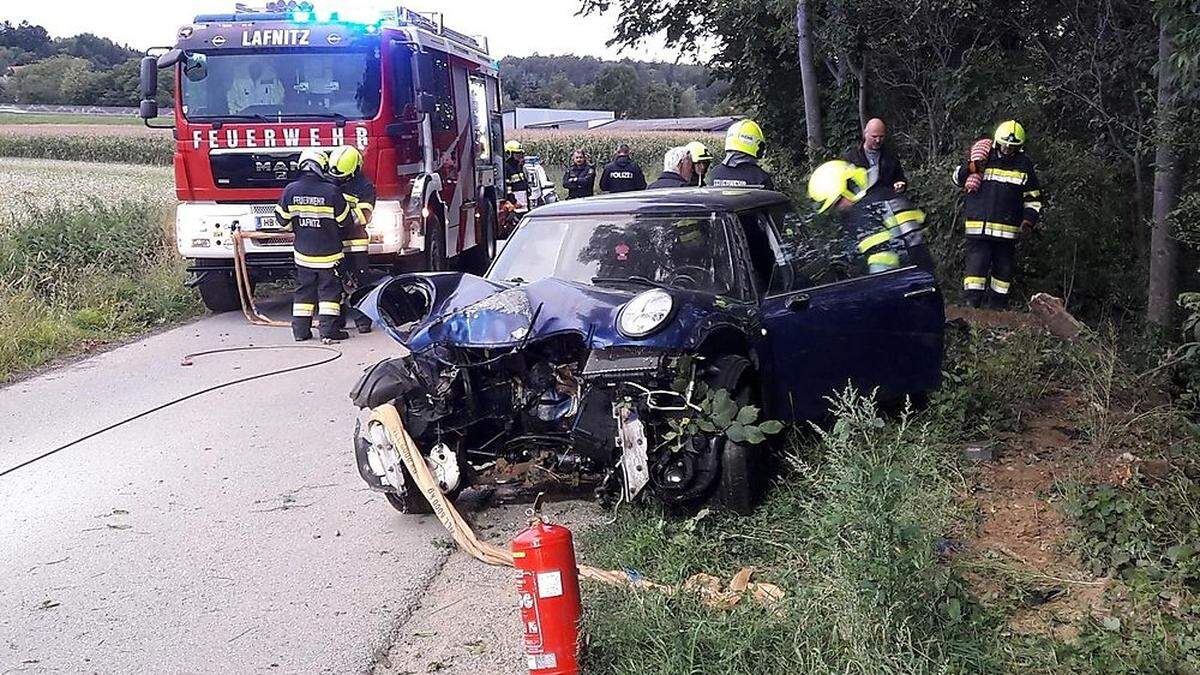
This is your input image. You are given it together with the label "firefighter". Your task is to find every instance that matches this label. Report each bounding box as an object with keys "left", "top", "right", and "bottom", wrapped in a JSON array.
[
  {"left": 328, "top": 144, "right": 375, "bottom": 334},
  {"left": 707, "top": 119, "right": 774, "bottom": 189},
  {"left": 503, "top": 140, "right": 531, "bottom": 208},
  {"left": 599, "top": 143, "right": 647, "bottom": 193},
  {"left": 276, "top": 148, "right": 351, "bottom": 342},
  {"left": 562, "top": 148, "right": 596, "bottom": 199},
  {"left": 648, "top": 146, "right": 694, "bottom": 189},
  {"left": 807, "top": 159, "right": 931, "bottom": 274},
  {"left": 686, "top": 141, "right": 713, "bottom": 186},
  {"left": 953, "top": 120, "right": 1042, "bottom": 309}
]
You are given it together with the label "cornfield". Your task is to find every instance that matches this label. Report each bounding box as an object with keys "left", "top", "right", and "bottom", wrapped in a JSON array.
[{"left": 0, "top": 124, "right": 722, "bottom": 171}]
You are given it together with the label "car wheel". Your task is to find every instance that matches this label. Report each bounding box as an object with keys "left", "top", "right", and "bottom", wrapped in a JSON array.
[
  {"left": 708, "top": 354, "right": 763, "bottom": 515},
  {"left": 384, "top": 488, "right": 434, "bottom": 514}
]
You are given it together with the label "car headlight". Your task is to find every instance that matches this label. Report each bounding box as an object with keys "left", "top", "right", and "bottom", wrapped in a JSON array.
[{"left": 618, "top": 289, "right": 674, "bottom": 338}]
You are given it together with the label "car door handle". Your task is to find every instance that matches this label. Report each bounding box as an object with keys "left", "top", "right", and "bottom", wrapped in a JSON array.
[
  {"left": 904, "top": 287, "right": 938, "bottom": 299},
  {"left": 787, "top": 294, "right": 811, "bottom": 312}
]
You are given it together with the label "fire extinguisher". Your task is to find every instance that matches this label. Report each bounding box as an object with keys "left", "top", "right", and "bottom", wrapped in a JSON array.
[{"left": 512, "top": 517, "right": 582, "bottom": 674}]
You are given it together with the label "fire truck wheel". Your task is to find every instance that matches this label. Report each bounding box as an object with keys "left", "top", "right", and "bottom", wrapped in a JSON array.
[
  {"left": 466, "top": 201, "right": 498, "bottom": 274},
  {"left": 425, "top": 210, "right": 447, "bottom": 272},
  {"left": 197, "top": 270, "right": 242, "bottom": 313}
]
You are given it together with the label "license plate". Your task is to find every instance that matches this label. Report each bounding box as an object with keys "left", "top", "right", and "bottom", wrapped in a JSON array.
[{"left": 255, "top": 215, "right": 281, "bottom": 231}]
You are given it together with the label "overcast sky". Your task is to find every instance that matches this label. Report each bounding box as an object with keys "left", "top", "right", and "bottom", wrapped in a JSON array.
[{"left": 6, "top": 0, "right": 698, "bottom": 63}]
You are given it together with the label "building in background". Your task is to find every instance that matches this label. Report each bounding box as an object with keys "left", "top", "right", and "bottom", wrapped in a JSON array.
[
  {"left": 503, "top": 107, "right": 615, "bottom": 131},
  {"left": 591, "top": 116, "right": 741, "bottom": 133}
]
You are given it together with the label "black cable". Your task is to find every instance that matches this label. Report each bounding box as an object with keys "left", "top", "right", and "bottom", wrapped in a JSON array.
[{"left": 0, "top": 344, "right": 342, "bottom": 479}]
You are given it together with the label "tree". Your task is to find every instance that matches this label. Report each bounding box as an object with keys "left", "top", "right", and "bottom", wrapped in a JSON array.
[
  {"left": 796, "top": 0, "right": 824, "bottom": 151},
  {"left": 7, "top": 55, "right": 90, "bottom": 104},
  {"left": 588, "top": 64, "right": 643, "bottom": 116}
]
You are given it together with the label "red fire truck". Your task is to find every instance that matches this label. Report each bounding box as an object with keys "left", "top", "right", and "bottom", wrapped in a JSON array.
[{"left": 139, "top": 3, "right": 504, "bottom": 312}]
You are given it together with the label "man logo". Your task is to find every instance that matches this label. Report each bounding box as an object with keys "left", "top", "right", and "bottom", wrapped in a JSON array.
[
  {"left": 211, "top": 35, "right": 227, "bottom": 46},
  {"left": 327, "top": 33, "right": 343, "bottom": 45}
]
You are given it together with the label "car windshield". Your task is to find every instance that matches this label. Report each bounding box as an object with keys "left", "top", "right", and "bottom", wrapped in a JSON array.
[
  {"left": 180, "top": 49, "right": 381, "bottom": 120},
  {"left": 488, "top": 214, "right": 735, "bottom": 295}
]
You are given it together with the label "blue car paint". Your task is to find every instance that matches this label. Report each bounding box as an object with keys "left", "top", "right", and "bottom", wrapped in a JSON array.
[{"left": 366, "top": 273, "right": 757, "bottom": 356}]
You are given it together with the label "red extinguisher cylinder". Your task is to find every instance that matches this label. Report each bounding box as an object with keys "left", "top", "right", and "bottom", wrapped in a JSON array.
[{"left": 512, "top": 521, "right": 582, "bottom": 675}]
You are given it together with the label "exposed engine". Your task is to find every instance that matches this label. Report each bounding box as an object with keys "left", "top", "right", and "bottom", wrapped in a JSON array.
[{"left": 351, "top": 336, "right": 722, "bottom": 506}]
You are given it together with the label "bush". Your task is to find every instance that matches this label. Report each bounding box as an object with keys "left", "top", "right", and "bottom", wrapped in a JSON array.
[{"left": 0, "top": 197, "right": 198, "bottom": 381}]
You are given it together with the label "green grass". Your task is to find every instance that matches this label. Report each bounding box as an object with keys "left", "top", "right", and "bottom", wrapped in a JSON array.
[
  {"left": 0, "top": 113, "right": 143, "bottom": 125},
  {"left": 0, "top": 197, "right": 200, "bottom": 383}
]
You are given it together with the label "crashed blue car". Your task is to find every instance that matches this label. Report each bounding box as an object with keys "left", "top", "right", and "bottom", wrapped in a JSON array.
[{"left": 350, "top": 189, "right": 944, "bottom": 515}]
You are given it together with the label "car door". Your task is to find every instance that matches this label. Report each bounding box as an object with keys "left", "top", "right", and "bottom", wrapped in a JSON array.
[{"left": 747, "top": 208, "right": 943, "bottom": 421}]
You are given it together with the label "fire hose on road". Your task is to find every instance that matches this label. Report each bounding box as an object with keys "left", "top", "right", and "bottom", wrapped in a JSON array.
[{"left": 368, "top": 403, "right": 787, "bottom": 610}]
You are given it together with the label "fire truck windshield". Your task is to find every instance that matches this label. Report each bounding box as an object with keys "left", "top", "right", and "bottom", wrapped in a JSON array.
[{"left": 180, "top": 49, "right": 381, "bottom": 121}]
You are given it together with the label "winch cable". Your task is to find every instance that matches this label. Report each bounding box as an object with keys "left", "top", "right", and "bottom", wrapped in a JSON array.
[
  {"left": 369, "top": 403, "right": 787, "bottom": 610},
  {"left": 0, "top": 344, "right": 342, "bottom": 479}
]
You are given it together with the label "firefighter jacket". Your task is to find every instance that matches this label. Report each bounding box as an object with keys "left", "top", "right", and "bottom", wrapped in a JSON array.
[
  {"left": 953, "top": 149, "right": 1042, "bottom": 239},
  {"left": 843, "top": 144, "right": 907, "bottom": 203},
  {"left": 599, "top": 155, "right": 647, "bottom": 193},
  {"left": 648, "top": 171, "right": 690, "bottom": 189},
  {"left": 275, "top": 172, "right": 350, "bottom": 268},
  {"left": 504, "top": 157, "right": 530, "bottom": 199},
  {"left": 340, "top": 173, "right": 376, "bottom": 254},
  {"left": 706, "top": 151, "right": 775, "bottom": 190},
  {"left": 843, "top": 194, "right": 927, "bottom": 273},
  {"left": 562, "top": 163, "right": 596, "bottom": 199}
]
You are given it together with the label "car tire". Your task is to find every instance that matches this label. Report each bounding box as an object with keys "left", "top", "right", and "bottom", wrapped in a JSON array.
[
  {"left": 384, "top": 488, "right": 434, "bottom": 514},
  {"left": 708, "top": 354, "right": 763, "bottom": 516},
  {"left": 196, "top": 269, "right": 242, "bottom": 313}
]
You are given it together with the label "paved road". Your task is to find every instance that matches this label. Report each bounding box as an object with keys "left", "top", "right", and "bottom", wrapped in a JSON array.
[{"left": 0, "top": 299, "right": 454, "bottom": 674}]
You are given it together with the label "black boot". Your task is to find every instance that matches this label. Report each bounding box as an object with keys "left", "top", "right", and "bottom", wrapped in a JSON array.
[
  {"left": 987, "top": 292, "right": 1010, "bottom": 311},
  {"left": 964, "top": 290, "right": 983, "bottom": 309},
  {"left": 320, "top": 328, "right": 351, "bottom": 343},
  {"left": 292, "top": 319, "right": 313, "bottom": 342}
]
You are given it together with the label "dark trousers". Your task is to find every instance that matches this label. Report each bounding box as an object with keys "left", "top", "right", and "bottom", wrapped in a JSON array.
[
  {"left": 293, "top": 265, "right": 343, "bottom": 339},
  {"left": 963, "top": 237, "right": 1015, "bottom": 308},
  {"left": 338, "top": 252, "right": 373, "bottom": 332}
]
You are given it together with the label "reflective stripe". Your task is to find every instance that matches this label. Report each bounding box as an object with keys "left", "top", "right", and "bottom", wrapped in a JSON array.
[
  {"left": 867, "top": 251, "right": 901, "bottom": 273},
  {"left": 1024, "top": 201, "right": 1043, "bottom": 212},
  {"left": 963, "top": 276, "right": 987, "bottom": 291},
  {"left": 342, "top": 237, "right": 370, "bottom": 253},
  {"left": 335, "top": 204, "right": 350, "bottom": 223},
  {"left": 290, "top": 204, "right": 335, "bottom": 215},
  {"left": 990, "top": 278, "right": 1012, "bottom": 294},
  {"left": 966, "top": 220, "right": 1021, "bottom": 239},
  {"left": 292, "top": 302, "right": 315, "bottom": 317},
  {"left": 275, "top": 204, "right": 290, "bottom": 218},
  {"left": 857, "top": 229, "right": 894, "bottom": 253},
  {"left": 887, "top": 209, "right": 926, "bottom": 235},
  {"left": 295, "top": 251, "right": 344, "bottom": 268},
  {"left": 318, "top": 301, "right": 341, "bottom": 316},
  {"left": 1023, "top": 190, "right": 1041, "bottom": 198},
  {"left": 964, "top": 220, "right": 984, "bottom": 235},
  {"left": 983, "top": 168, "right": 1027, "bottom": 184}
]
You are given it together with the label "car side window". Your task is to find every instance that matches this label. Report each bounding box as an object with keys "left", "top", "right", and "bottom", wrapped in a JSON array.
[{"left": 736, "top": 208, "right": 833, "bottom": 295}]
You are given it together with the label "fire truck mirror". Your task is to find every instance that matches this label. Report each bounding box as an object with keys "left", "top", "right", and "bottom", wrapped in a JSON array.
[
  {"left": 412, "top": 52, "right": 436, "bottom": 109},
  {"left": 138, "top": 56, "right": 159, "bottom": 119},
  {"left": 415, "top": 92, "right": 435, "bottom": 115}
]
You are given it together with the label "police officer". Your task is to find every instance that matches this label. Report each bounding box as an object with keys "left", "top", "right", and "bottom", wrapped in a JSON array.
[
  {"left": 276, "top": 148, "right": 351, "bottom": 342},
  {"left": 707, "top": 119, "right": 774, "bottom": 190},
  {"left": 807, "top": 159, "right": 931, "bottom": 275},
  {"left": 685, "top": 141, "right": 713, "bottom": 186},
  {"left": 503, "top": 140, "right": 530, "bottom": 208},
  {"left": 648, "top": 146, "right": 694, "bottom": 189},
  {"left": 328, "top": 144, "right": 375, "bottom": 334},
  {"left": 953, "top": 120, "right": 1043, "bottom": 308},
  {"left": 599, "top": 143, "right": 647, "bottom": 193},
  {"left": 562, "top": 148, "right": 596, "bottom": 200}
]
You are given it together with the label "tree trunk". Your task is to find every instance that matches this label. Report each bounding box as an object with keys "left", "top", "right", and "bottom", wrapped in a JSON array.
[
  {"left": 1148, "top": 18, "right": 1181, "bottom": 329},
  {"left": 856, "top": 53, "right": 869, "bottom": 128},
  {"left": 796, "top": 0, "right": 824, "bottom": 153}
]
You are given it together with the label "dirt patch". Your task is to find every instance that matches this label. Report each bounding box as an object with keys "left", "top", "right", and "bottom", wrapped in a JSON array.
[
  {"left": 374, "top": 496, "right": 604, "bottom": 675},
  {"left": 945, "top": 305, "right": 1043, "bottom": 332}
]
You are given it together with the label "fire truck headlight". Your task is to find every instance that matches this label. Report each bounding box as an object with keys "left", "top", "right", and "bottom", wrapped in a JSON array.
[{"left": 367, "top": 201, "right": 405, "bottom": 250}]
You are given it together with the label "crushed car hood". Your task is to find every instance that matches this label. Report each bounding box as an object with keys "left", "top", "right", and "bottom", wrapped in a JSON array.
[{"left": 361, "top": 273, "right": 751, "bottom": 352}]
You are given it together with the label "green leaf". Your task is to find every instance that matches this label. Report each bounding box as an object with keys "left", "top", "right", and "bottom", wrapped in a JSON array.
[
  {"left": 697, "top": 419, "right": 718, "bottom": 433},
  {"left": 662, "top": 430, "right": 677, "bottom": 441},
  {"left": 735, "top": 405, "right": 759, "bottom": 426},
  {"left": 725, "top": 423, "right": 749, "bottom": 443},
  {"left": 744, "top": 426, "right": 766, "bottom": 444},
  {"left": 1168, "top": 545, "right": 1195, "bottom": 563},
  {"left": 711, "top": 390, "right": 737, "bottom": 427},
  {"left": 759, "top": 420, "right": 784, "bottom": 435}
]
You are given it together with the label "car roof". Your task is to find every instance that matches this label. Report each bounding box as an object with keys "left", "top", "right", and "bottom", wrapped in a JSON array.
[{"left": 529, "top": 188, "right": 792, "bottom": 218}]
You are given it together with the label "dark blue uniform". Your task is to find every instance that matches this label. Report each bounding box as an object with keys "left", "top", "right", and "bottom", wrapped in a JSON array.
[{"left": 276, "top": 172, "right": 350, "bottom": 340}]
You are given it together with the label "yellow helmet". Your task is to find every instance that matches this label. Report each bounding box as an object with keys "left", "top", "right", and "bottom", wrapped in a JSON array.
[
  {"left": 298, "top": 147, "right": 328, "bottom": 174},
  {"left": 504, "top": 140, "right": 523, "bottom": 154},
  {"left": 994, "top": 120, "right": 1026, "bottom": 147},
  {"left": 807, "top": 160, "right": 869, "bottom": 214},
  {"left": 725, "top": 119, "right": 766, "bottom": 158},
  {"left": 686, "top": 140, "right": 713, "bottom": 163},
  {"left": 327, "top": 145, "right": 362, "bottom": 180}
]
